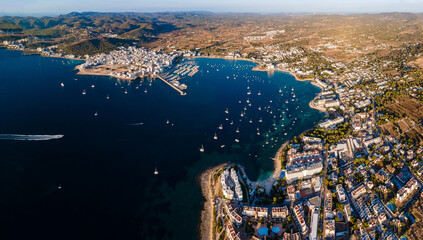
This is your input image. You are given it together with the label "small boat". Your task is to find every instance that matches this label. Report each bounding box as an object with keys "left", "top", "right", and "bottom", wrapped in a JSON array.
[
  {"left": 249, "top": 119, "right": 253, "bottom": 123},
  {"left": 91, "top": 84, "right": 95, "bottom": 88},
  {"left": 236, "top": 128, "right": 240, "bottom": 133},
  {"left": 82, "top": 89, "right": 86, "bottom": 95},
  {"left": 258, "top": 106, "right": 261, "bottom": 110},
  {"left": 124, "top": 89, "right": 128, "bottom": 94},
  {"left": 218, "top": 124, "right": 223, "bottom": 130},
  {"left": 247, "top": 91, "right": 251, "bottom": 95},
  {"left": 246, "top": 99, "right": 250, "bottom": 103},
  {"left": 60, "top": 83, "right": 64, "bottom": 87},
  {"left": 94, "top": 111, "right": 98, "bottom": 116},
  {"left": 225, "top": 108, "right": 229, "bottom": 114},
  {"left": 230, "top": 120, "right": 234, "bottom": 125},
  {"left": 214, "top": 133, "right": 218, "bottom": 140},
  {"left": 257, "top": 91, "right": 261, "bottom": 96},
  {"left": 240, "top": 112, "right": 244, "bottom": 117},
  {"left": 235, "top": 139, "right": 239, "bottom": 143},
  {"left": 154, "top": 168, "right": 159, "bottom": 175},
  {"left": 58, "top": 184, "right": 62, "bottom": 190},
  {"left": 144, "top": 89, "right": 148, "bottom": 93},
  {"left": 166, "top": 120, "right": 170, "bottom": 124},
  {"left": 199, "top": 145, "right": 205, "bottom": 152},
  {"left": 106, "top": 95, "right": 110, "bottom": 100},
  {"left": 221, "top": 145, "right": 225, "bottom": 148},
  {"left": 258, "top": 118, "right": 263, "bottom": 123}
]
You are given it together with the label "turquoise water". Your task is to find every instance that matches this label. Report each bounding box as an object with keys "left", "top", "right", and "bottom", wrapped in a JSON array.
[{"left": 0, "top": 50, "right": 323, "bottom": 239}]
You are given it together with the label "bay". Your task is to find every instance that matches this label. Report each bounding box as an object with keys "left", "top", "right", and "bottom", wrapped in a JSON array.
[{"left": 0, "top": 50, "right": 323, "bottom": 239}]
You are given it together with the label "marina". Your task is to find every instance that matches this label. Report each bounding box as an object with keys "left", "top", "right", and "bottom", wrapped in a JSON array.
[{"left": 158, "top": 61, "right": 199, "bottom": 95}]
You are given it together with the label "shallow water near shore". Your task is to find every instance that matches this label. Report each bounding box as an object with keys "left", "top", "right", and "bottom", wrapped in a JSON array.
[{"left": 0, "top": 50, "right": 322, "bottom": 239}]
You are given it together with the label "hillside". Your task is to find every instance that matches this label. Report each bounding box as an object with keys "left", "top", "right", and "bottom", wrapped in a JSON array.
[{"left": 61, "top": 37, "right": 135, "bottom": 56}]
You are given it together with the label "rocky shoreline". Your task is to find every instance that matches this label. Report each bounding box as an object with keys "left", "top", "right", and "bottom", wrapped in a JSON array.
[{"left": 198, "top": 163, "right": 226, "bottom": 240}]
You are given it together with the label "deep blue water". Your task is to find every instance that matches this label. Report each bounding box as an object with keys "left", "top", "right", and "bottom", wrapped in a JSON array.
[{"left": 0, "top": 50, "right": 323, "bottom": 240}]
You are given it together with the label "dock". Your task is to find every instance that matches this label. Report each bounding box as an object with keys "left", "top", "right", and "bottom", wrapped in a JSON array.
[{"left": 156, "top": 76, "right": 186, "bottom": 95}]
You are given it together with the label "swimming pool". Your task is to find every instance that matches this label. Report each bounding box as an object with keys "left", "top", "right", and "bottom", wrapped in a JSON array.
[
  {"left": 272, "top": 227, "right": 280, "bottom": 233},
  {"left": 258, "top": 227, "right": 268, "bottom": 235}
]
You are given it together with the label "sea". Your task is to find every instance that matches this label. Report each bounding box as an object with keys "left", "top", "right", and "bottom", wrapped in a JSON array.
[{"left": 0, "top": 49, "right": 323, "bottom": 240}]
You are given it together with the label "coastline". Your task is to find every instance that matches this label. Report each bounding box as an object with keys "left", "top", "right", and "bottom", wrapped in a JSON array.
[
  {"left": 196, "top": 56, "right": 325, "bottom": 237},
  {"left": 198, "top": 163, "right": 227, "bottom": 240}
]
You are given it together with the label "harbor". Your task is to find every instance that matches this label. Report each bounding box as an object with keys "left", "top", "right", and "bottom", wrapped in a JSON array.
[{"left": 157, "top": 61, "right": 199, "bottom": 95}]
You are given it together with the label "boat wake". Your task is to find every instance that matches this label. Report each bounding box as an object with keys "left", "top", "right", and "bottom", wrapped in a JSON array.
[
  {"left": 129, "top": 123, "right": 144, "bottom": 126},
  {"left": 0, "top": 134, "right": 64, "bottom": 141}
]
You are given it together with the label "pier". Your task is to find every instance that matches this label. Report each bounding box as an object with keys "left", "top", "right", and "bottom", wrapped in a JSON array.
[{"left": 156, "top": 76, "right": 186, "bottom": 95}]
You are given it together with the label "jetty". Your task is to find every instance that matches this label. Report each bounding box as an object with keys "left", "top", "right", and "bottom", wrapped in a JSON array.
[{"left": 156, "top": 75, "right": 186, "bottom": 95}]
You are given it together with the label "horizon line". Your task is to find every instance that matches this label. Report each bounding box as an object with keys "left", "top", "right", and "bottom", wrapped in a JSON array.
[{"left": 1, "top": 10, "right": 423, "bottom": 18}]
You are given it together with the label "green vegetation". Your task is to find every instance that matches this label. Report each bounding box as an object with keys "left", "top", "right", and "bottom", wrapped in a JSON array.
[
  {"left": 307, "top": 122, "right": 351, "bottom": 145},
  {"left": 61, "top": 37, "right": 135, "bottom": 56}
]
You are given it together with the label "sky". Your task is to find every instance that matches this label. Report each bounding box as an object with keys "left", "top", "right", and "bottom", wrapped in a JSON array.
[{"left": 2, "top": 0, "right": 423, "bottom": 16}]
